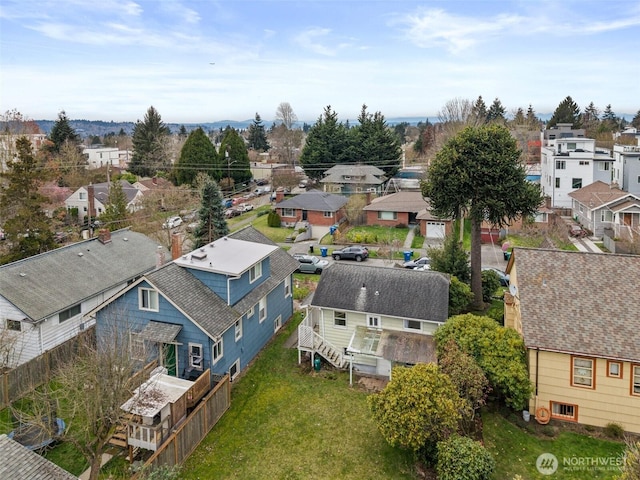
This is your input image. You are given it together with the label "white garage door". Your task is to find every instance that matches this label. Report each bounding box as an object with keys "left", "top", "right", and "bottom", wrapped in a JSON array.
[{"left": 426, "top": 222, "right": 446, "bottom": 239}]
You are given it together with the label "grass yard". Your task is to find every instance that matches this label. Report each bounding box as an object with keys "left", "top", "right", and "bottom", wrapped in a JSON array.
[
  {"left": 483, "top": 411, "right": 625, "bottom": 479},
  {"left": 180, "top": 313, "right": 417, "bottom": 480},
  {"left": 228, "top": 207, "right": 296, "bottom": 243},
  {"left": 341, "top": 225, "right": 409, "bottom": 246}
]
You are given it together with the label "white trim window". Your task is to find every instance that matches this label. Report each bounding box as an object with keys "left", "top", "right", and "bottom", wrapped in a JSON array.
[
  {"left": 189, "top": 343, "right": 203, "bottom": 370},
  {"left": 59, "top": 304, "right": 81, "bottom": 323},
  {"left": 6, "top": 319, "right": 21, "bottom": 331},
  {"left": 334, "top": 311, "right": 346, "bottom": 328},
  {"left": 229, "top": 359, "right": 240, "bottom": 381},
  {"left": 323, "top": 211, "right": 333, "bottom": 218},
  {"left": 284, "top": 277, "right": 291, "bottom": 298},
  {"left": 212, "top": 339, "right": 223, "bottom": 364},
  {"left": 247, "top": 305, "right": 255, "bottom": 319},
  {"left": 404, "top": 319, "right": 421, "bottom": 331},
  {"left": 282, "top": 208, "right": 295, "bottom": 217},
  {"left": 259, "top": 296, "right": 267, "bottom": 323},
  {"left": 377, "top": 211, "right": 398, "bottom": 221},
  {"left": 274, "top": 315, "right": 282, "bottom": 332},
  {"left": 235, "top": 319, "right": 243, "bottom": 341},
  {"left": 139, "top": 288, "right": 159, "bottom": 311},
  {"left": 367, "top": 315, "right": 381, "bottom": 329},
  {"left": 600, "top": 210, "right": 613, "bottom": 222},
  {"left": 249, "top": 262, "right": 262, "bottom": 283}
]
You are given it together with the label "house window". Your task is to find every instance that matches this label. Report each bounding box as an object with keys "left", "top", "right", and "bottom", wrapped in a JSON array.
[
  {"left": 632, "top": 365, "right": 640, "bottom": 396},
  {"left": 79, "top": 192, "right": 87, "bottom": 200},
  {"left": 274, "top": 315, "right": 282, "bottom": 332},
  {"left": 212, "top": 339, "right": 223, "bottom": 364},
  {"left": 139, "top": 288, "right": 159, "bottom": 311},
  {"left": 598, "top": 162, "right": 611, "bottom": 171},
  {"left": 249, "top": 261, "right": 262, "bottom": 283},
  {"left": 259, "top": 296, "right": 267, "bottom": 323},
  {"left": 555, "top": 178, "right": 560, "bottom": 188},
  {"left": 83, "top": 206, "right": 87, "bottom": 212},
  {"left": 367, "top": 315, "right": 380, "bottom": 329},
  {"left": 282, "top": 208, "right": 295, "bottom": 217},
  {"left": 579, "top": 161, "right": 590, "bottom": 166},
  {"left": 571, "top": 357, "right": 595, "bottom": 389},
  {"left": 607, "top": 360, "right": 622, "bottom": 379},
  {"left": 189, "top": 343, "right": 203, "bottom": 370},
  {"left": 572, "top": 178, "right": 583, "bottom": 189},
  {"left": 6, "top": 319, "right": 21, "bottom": 331},
  {"left": 355, "top": 187, "right": 363, "bottom": 193},
  {"left": 130, "top": 333, "right": 146, "bottom": 361},
  {"left": 551, "top": 401, "right": 578, "bottom": 421},
  {"left": 247, "top": 305, "right": 255, "bottom": 318},
  {"left": 284, "top": 277, "right": 291, "bottom": 298},
  {"left": 59, "top": 304, "right": 81, "bottom": 322},
  {"left": 229, "top": 359, "right": 240, "bottom": 381},
  {"left": 323, "top": 211, "right": 332, "bottom": 218},
  {"left": 404, "top": 319, "right": 421, "bottom": 331},
  {"left": 235, "top": 319, "right": 243, "bottom": 341},
  {"left": 567, "top": 142, "right": 577, "bottom": 150},
  {"left": 334, "top": 311, "right": 346, "bottom": 328},
  {"left": 555, "top": 160, "right": 566, "bottom": 170},
  {"left": 378, "top": 211, "right": 398, "bottom": 221},
  {"left": 601, "top": 210, "right": 613, "bottom": 222}
]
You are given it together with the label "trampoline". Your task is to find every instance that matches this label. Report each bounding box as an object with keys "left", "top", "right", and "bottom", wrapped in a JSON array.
[{"left": 8, "top": 417, "right": 65, "bottom": 451}]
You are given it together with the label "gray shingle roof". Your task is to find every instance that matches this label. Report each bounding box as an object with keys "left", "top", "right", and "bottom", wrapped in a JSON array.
[
  {"left": 0, "top": 434, "right": 78, "bottom": 479},
  {"left": 90, "top": 180, "right": 140, "bottom": 204},
  {"left": 513, "top": 247, "right": 640, "bottom": 362},
  {"left": 0, "top": 229, "right": 165, "bottom": 322},
  {"left": 275, "top": 190, "right": 348, "bottom": 211},
  {"left": 320, "top": 173, "right": 384, "bottom": 185},
  {"left": 323, "top": 164, "right": 385, "bottom": 177},
  {"left": 311, "top": 264, "right": 449, "bottom": 322}
]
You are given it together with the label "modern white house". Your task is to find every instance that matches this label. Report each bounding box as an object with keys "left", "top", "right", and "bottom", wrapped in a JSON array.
[
  {"left": 612, "top": 144, "right": 640, "bottom": 196},
  {"left": 82, "top": 146, "right": 131, "bottom": 169},
  {"left": 540, "top": 124, "right": 613, "bottom": 208}
]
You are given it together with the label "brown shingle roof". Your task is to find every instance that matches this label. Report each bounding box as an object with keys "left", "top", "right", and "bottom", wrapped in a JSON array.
[
  {"left": 363, "top": 191, "right": 429, "bottom": 212},
  {"left": 567, "top": 181, "right": 629, "bottom": 208},
  {"left": 513, "top": 247, "right": 640, "bottom": 362}
]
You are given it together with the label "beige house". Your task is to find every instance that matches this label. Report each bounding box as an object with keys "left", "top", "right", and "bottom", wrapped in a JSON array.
[{"left": 505, "top": 248, "right": 640, "bottom": 433}]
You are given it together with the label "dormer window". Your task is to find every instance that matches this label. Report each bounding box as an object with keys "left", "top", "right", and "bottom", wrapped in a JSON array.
[{"left": 250, "top": 261, "right": 262, "bottom": 283}]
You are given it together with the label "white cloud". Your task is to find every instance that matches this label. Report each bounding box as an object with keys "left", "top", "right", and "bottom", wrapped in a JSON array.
[{"left": 293, "top": 27, "right": 337, "bottom": 56}]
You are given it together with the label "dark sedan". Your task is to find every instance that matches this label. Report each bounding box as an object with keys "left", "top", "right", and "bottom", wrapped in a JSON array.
[{"left": 332, "top": 246, "right": 369, "bottom": 262}]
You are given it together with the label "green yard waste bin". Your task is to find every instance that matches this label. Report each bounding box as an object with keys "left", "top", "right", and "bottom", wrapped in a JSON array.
[{"left": 314, "top": 355, "right": 321, "bottom": 372}]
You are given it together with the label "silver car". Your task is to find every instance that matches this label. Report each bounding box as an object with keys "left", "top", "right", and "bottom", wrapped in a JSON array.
[{"left": 293, "top": 254, "right": 329, "bottom": 274}]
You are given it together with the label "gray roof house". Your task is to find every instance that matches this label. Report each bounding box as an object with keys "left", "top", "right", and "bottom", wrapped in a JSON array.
[
  {"left": 297, "top": 263, "right": 449, "bottom": 379},
  {"left": 64, "top": 180, "right": 143, "bottom": 223},
  {"left": 319, "top": 164, "right": 386, "bottom": 195},
  {"left": 505, "top": 248, "right": 640, "bottom": 433},
  {"left": 275, "top": 190, "right": 348, "bottom": 238},
  {"left": 0, "top": 433, "right": 78, "bottom": 479},
  {"left": 0, "top": 229, "right": 165, "bottom": 368}
]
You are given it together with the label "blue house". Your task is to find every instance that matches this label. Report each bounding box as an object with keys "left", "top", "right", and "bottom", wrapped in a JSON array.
[{"left": 89, "top": 226, "right": 298, "bottom": 382}]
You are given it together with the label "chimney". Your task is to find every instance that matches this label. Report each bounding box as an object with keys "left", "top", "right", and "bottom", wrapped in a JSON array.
[
  {"left": 155, "top": 245, "right": 165, "bottom": 269},
  {"left": 97, "top": 229, "right": 111, "bottom": 244},
  {"left": 171, "top": 232, "right": 182, "bottom": 260},
  {"left": 276, "top": 188, "right": 285, "bottom": 203},
  {"left": 87, "top": 184, "right": 96, "bottom": 218}
]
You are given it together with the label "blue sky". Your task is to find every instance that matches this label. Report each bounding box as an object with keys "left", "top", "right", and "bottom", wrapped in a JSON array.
[{"left": 1, "top": 0, "right": 639, "bottom": 124}]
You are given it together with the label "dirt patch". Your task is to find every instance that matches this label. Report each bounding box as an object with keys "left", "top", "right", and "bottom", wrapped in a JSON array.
[{"left": 355, "top": 376, "right": 388, "bottom": 393}]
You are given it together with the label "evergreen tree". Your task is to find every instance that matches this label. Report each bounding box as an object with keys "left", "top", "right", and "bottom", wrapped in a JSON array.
[
  {"left": 632, "top": 109, "right": 640, "bottom": 129},
  {"left": 247, "top": 113, "right": 270, "bottom": 151},
  {"left": 178, "top": 125, "right": 188, "bottom": 139},
  {"left": 129, "top": 106, "right": 171, "bottom": 177},
  {"left": 582, "top": 102, "right": 600, "bottom": 136},
  {"left": 525, "top": 104, "right": 540, "bottom": 128},
  {"left": 601, "top": 104, "right": 618, "bottom": 130},
  {"left": 486, "top": 98, "right": 506, "bottom": 123},
  {"left": 427, "top": 235, "right": 471, "bottom": 284},
  {"left": 299, "top": 105, "right": 350, "bottom": 181},
  {"left": 194, "top": 176, "right": 229, "bottom": 248},
  {"left": 219, "top": 128, "right": 251, "bottom": 188},
  {"left": 548, "top": 96, "right": 582, "bottom": 128},
  {"left": 0, "top": 137, "right": 55, "bottom": 263},
  {"left": 512, "top": 107, "right": 526, "bottom": 125},
  {"left": 99, "top": 180, "right": 130, "bottom": 230},
  {"left": 174, "top": 127, "right": 219, "bottom": 186},
  {"left": 413, "top": 119, "right": 436, "bottom": 155},
  {"left": 48, "top": 110, "right": 79, "bottom": 153},
  {"left": 348, "top": 104, "right": 402, "bottom": 177},
  {"left": 471, "top": 96, "right": 488, "bottom": 123}
]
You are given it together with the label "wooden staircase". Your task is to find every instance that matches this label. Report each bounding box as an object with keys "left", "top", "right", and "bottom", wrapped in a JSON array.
[
  {"left": 313, "top": 335, "right": 348, "bottom": 369},
  {"left": 108, "top": 413, "right": 133, "bottom": 449}
]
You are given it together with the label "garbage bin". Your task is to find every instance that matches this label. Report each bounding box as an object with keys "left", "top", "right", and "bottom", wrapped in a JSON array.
[
  {"left": 329, "top": 225, "right": 337, "bottom": 235},
  {"left": 309, "top": 244, "right": 314, "bottom": 254},
  {"left": 403, "top": 251, "right": 413, "bottom": 262},
  {"left": 320, "top": 246, "right": 328, "bottom": 257},
  {"left": 503, "top": 250, "right": 512, "bottom": 261},
  {"left": 313, "top": 355, "right": 321, "bottom": 372}
]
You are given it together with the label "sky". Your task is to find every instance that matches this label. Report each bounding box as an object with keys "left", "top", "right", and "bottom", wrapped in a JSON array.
[{"left": 1, "top": 0, "right": 639, "bottom": 124}]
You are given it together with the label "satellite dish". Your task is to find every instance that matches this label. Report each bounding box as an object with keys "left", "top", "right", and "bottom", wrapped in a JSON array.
[{"left": 509, "top": 284, "right": 518, "bottom": 297}]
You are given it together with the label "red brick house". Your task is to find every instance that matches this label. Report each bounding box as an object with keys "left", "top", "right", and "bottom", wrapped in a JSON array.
[{"left": 275, "top": 190, "right": 348, "bottom": 229}]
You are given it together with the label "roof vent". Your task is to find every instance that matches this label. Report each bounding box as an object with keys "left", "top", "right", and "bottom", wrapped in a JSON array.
[
  {"left": 224, "top": 237, "right": 228, "bottom": 241},
  {"left": 361, "top": 283, "right": 366, "bottom": 290},
  {"left": 182, "top": 255, "right": 188, "bottom": 260},
  {"left": 123, "top": 237, "right": 128, "bottom": 241},
  {"left": 192, "top": 251, "right": 207, "bottom": 261},
  {"left": 19, "top": 272, "right": 26, "bottom": 277},
  {"left": 78, "top": 252, "right": 84, "bottom": 257},
  {"left": 375, "top": 291, "right": 379, "bottom": 296}
]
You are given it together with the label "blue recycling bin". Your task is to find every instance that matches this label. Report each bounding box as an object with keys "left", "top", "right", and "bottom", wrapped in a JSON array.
[
  {"left": 320, "top": 246, "right": 328, "bottom": 257},
  {"left": 403, "top": 251, "right": 413, "bottom": 262},
  {"left": 329, "top": 225, "right": 337, "bottom": 235}
]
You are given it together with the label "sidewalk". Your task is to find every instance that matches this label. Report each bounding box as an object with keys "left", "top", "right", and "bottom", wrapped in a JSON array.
[{"left": 560, "top": 217, "right": 602, "bottom": 253}]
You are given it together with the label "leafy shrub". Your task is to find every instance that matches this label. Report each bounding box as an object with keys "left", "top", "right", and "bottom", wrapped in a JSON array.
[
  {"left": 256, "top": 209, "right": 268, "bottom": 217},
  {"left": 436, "top": 435, "right": 495, "bottom": 480},
  {"left": 395, "top": 223, "right": 407, "bottom": 229},
  {"left": 603, "top": 422, "right": 625, "bottom": 439},
  {"left": 267, "top": 210, "right": 281, "bottom": 227},
  {"left": 481, "top": 270, "right": 502, "bottom": 302},
  {"left": 449, "top": 276, "right": 474, "bottom": 315},
  {"left": 542, "top": 425, "right": 556, "bottom": 437}
]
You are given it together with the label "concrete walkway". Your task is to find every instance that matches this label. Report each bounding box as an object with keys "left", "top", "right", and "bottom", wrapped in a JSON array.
[{"left": 561, "top": 217, "right": 602, "bottom": 253}]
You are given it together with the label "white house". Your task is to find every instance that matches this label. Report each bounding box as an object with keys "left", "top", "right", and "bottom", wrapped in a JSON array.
[
  {"left": 0, "top": 229, "right": 166, "bottom": 369},
  {"left": 612, "top": 144, "right": 640, "bottom": 196},
  {"left": 540, "top": 124, "right": 613, "bottom": 208},
  {"left": 82, "top": 146, "right": 131, "bottom": 169},
  {"left": 65, "top": 180, "right": 143, "bottom": 223}
]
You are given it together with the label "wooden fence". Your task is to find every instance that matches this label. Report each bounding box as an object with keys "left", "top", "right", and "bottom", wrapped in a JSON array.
[
  {"left": 0, "top": 328, "right": 96, "bottom": 409},
  {"left": 141, "top": 373, "right": 231, "bottom": 471}
]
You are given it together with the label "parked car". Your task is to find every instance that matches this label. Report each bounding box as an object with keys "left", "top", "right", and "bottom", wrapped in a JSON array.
[
  {"left": 292, "top": 254, "right": 329, "bottom": 274},
  {"left": 162, "top": 216, "right": 183, "bottom": 229},
  {"left": 482, "top": 267, "right": 510, "bottom": 287},
  {"left": 224, "top": 208, "right": 241, "bottom": 218},
  {"left": 332, "top": 246, "right": 369, "bottom": 262},
  {"left": 237, "top": 203, "right": 254, "bottom": 213},
  {"left": 569, "top": 224, "right": 587, "bottom": 238},
  {"left": 403, "top": 256, "right": 430, "bottom": 269}
]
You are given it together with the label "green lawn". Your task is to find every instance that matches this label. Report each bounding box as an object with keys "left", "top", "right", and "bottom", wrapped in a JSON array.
[
  {"left": 343, "top": 225, "right": 409, "bottom": 245},
  {"left": 180, "top": 313, "right": 417, "bottom": 480},
  {"left": 228, "top": 207, "right": 296, "bottom": 243},
  {"left": 483, "top": 411, "right": 625, "bottom": 479}
]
